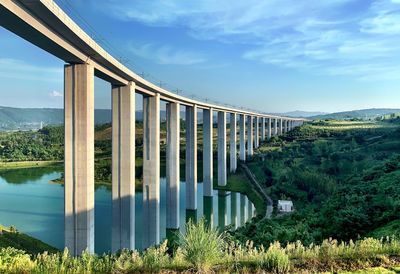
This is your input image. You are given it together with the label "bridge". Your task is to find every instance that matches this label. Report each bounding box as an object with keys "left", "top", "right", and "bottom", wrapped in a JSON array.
[{"left": 0, "top": 0, "right": 306, "bottom": 255}]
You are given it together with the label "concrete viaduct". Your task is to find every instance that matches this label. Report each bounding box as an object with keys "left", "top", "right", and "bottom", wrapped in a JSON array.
[{"left": 0, "top": 0, "right": 306, "bottom": 256}]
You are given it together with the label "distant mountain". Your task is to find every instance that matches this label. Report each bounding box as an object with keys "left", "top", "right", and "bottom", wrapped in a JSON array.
[
  {"left": 310, "top": 108, "right": 400, "bottom": 120},
  {"left": 0, "top": 106, "right": 112, "bottom": 131},
  {"left": 279, "top": 111, "right": 329, "bottom": 118}
]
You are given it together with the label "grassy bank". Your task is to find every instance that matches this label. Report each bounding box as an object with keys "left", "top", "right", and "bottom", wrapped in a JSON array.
[
  {"left": 0, "top": 160, "right": 62, "bottom": 170},
  {"left": 216, "top": 169, "right": 266, "bottom": 216},
  {"left": 0, "top": 225, "right": 58, "bottom": 256},
  {"left": 0, "top": 220, "right": 399, "bottom": 273}
]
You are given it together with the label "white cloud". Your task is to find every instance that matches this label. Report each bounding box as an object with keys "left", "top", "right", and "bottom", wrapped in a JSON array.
[
  {"left": 49, "top": 90, "right": 62, "bottom": 97},
  {"left": 128, "top": 43, "right": 206, "bottom": 65},
  {"left": 95, "top": 0, "right": 400, "bottom": 80}
]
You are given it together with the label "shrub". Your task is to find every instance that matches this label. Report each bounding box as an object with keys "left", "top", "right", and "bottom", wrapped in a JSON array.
[
  {"left": 0, "top": 247, "right": 35, "bottom": 273},
  {"left": 142, "top": 240, "right": 170, "bottom": 273},
  {"left": 261, "top": 242, "right": 290, "bottom": 273},
  {"left": 180, "top": 218, "right": 224, "bottom": 272}
]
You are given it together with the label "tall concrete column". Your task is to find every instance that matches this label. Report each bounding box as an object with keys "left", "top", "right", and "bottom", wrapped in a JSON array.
[
  {"left": 111, "top": 82, "right": 135, "bottom": 252},
  {"left": 218, "top": 191, "right": 228, "bottom": 230},
  {"left": 142, "top": 94, "right": 160, "bottom": 249},
  {"left": 247, "top": 199, "right": 253, "bottom": 220},
  {"left": 231, "top": 192, "right": 238, "bottom": 229},
  {"left": 267, "top": 118, "right": 272, "bottom": 139},
  {"left": 279, "top": 118, "right": 283, "bottom": 135},
  {"left": 287, "top": 120, "right": 290, "bottom": 132},
  {"left": 254, "top": 117, "right": 259, "bottom": 148},
  {"left": 186, "top": 105, "right": 197, "bottom": 210},
  {"left": 240, "top": 193, "right": 247, "bottom": 225},
  {"left": 203, "top": 196, "right": 213, "bottom": 228},
  {"left": 166, "top": 102, "right": 180, "bottom": 230},
  {"left": 218, "top": 111, "right": 227, "bottom": 186},
  {"left": 239, "top": 114, "right": 246, "bottom": 161},
  {"left": 261, "top": 117, "right": 266, "bottom": 141},
  {"left": 274, "top": 118, "right": 278, "bottom": 136},
  {"left": 203, "top": 108, "right": 213, "bottom": 197},
  {"left": 247, "top": 116, "right": 253, "bottom": 156},
  {"left": 64, "top": 63, "right": 94, "bottom": 256},
  {"left": 230, "top": 113, "right": 237, "bottom": 173}
]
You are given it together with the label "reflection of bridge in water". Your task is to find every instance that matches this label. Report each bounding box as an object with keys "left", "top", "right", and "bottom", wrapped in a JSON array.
[{"left": 0, "top": 0, "right": 305, "bottom": 255}]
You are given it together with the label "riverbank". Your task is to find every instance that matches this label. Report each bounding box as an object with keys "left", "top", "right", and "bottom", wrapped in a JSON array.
[
  {"left": 0, "top": 225, "right": 58, "bottom": 255},
  {"left": 0, "top": 160, "right": 62, "bottom": 170}
]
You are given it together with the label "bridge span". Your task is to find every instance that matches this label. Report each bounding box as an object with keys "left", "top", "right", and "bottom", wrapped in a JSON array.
[{"left": 0, "top": 0, "right": 306, "bottom": 255}]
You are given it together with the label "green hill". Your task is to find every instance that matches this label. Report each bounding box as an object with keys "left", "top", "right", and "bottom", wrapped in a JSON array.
[
  {"left": 0, "top": 106, "right": 111, "bottom": 131},
  {"left": 311, "top": 108, "right": 400, "bottom": 120}
]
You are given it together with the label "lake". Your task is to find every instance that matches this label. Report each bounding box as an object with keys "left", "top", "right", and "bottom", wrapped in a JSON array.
[{"left": 0, "top": 166, "right": 254, "bottom": 253}]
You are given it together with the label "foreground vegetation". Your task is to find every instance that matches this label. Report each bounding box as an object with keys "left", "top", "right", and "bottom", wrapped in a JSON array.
[{"left": 0, "top": 220, "right": 399, "bottom": 273}]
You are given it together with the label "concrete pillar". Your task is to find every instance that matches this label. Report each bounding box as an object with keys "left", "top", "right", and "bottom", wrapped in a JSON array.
[
  {"left": 230, "top": 113, "right": 237, "bottom": 173},
  {"left": 240, "top": 193, "right": 247, "bottom": 225},
  {"left": 254, "top": 117, "right": 259, "bottom": 148},
  {"left": 142, "top": 94, "right": 160, "bottom": 249},
  {"left": 247, "top": 116, "right": 253, "bottom": 156},
  {"left": 64, "top": 63, "right": 94, "bottom": 256},
  {"left": 186, "top": 105, "right": 197, "bottom": 210},
  {"left": 274, "top": 118, "right": 278, "bottom": 136},
  {"left": 287, "top": 120, "right": 290, "bottom": 132},
  {"left": 218, "top": 111, "right": 227, "bottom": 186},
  {"left": 267, "top": 118, "right": 272, "bottom": 139},
  {"left": 261, "top": 117, "right": 266, "bottom": 141},
  {"left": 279, "top": 118, "right": 283, "bottom": 135},
  {"left": 203, "top": 196, "right": 213, "bottom": 228},
  {"left": 245, "top": 197, "right": 249, "bottom": 222},
  {"left": 166, "top": 102, "right": 180, "bottom": 230},
  {"left": 247, "top": 198, "right": 253, "bottom": 220},
  {"left": 203, "top": 108, "right": 213, "bottom": 197},
  {"left": 218, "top": 191, "right": 228, "bottom": 230},
  {"left": 239, "top": 114, "right": 246, "bottom": 161},
  {"left": 111, "top": 82, "right": 135, "bottom": 252},
  {"left": 231, "top": 192, "right": 238, "bottom": 229}
]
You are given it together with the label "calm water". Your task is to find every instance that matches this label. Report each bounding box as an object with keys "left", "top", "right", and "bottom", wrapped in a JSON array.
[{"left": 0, "top": 167, "right": 254, "bottom": 253}]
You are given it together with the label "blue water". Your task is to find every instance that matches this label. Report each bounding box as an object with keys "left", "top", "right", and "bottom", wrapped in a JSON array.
[{"left": 0, "top": 167, "right": 253, "bottom": 253}]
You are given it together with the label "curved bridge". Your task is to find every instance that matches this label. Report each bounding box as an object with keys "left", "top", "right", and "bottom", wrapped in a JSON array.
[{"left": 0, "top": 0, "right": 306, "bottom": 255}]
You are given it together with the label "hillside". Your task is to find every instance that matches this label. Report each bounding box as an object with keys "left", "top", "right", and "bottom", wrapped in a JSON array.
[
  {"left": 0, "top": 106, "right": 112, "bottom": 131},
  {"left": 311, "top": 108, "right": 400, "bottom": 120},
  {"left": 0, "top": 225, "right": 58, "bottom": 255},
  {"left": 278, "top": 110, "right": 328, "bottom": 118},
  {"left": 234, "top": 120, "right": 400, "bottom": 247}
]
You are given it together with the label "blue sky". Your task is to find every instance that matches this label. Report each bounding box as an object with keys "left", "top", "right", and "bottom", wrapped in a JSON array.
[{"left": 0, "top": 0, "right": 400, "bottom": 113}]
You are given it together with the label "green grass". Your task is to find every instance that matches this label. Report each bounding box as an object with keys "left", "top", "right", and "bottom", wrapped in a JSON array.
[
  {"left": 368, "top": 220, "right": 400, "bottom": 239},
  {"left": 0, "top": 160, "right": 62, "bottom": 170},
  {"left": 0, "top": 225, "right": 58, "bottom": 255},
  {"left": 0, "top": 222, "right": 399, "bottom": 273},
  {"left": 215, "top": 169, "right": 266, "bottom": 216}
]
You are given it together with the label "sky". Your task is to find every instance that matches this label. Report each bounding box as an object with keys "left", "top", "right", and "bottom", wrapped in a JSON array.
[{"left": 0, "top": 0, "right": 400, "bottom": 113}]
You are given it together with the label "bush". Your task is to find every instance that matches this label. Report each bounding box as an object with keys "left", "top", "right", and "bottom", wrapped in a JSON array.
[
  {"left": 0, "top": 247, "right": 35, "bottom": 273},
  {"left": 180, "top": 218, "right": 224, "bottom": 272},
  {"left": 261, "top": 242, "right": 290, "bottom": 273}
]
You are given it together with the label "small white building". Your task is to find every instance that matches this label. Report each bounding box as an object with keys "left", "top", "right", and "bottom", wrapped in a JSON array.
[{"left": 278, "top": 200, "right": 294, "bottom": 213}]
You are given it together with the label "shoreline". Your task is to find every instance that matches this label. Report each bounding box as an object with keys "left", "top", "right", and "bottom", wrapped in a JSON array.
[{"left": 0, "top": 160, "right": 63, "bottom": 170}]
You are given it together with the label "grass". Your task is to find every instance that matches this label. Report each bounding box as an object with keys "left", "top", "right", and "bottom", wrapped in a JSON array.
[
  {"left": 215, "top": 169, "right": 266, "bottom": 216},
  {"left": 0, "top": 225, "right": 58, "bottom": 255},
  {"left": 0, "top": 160, "right": 62, "bottom": 170},
  {"left": 0, "top": 220, "right": 399, "bottom": 273}
]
